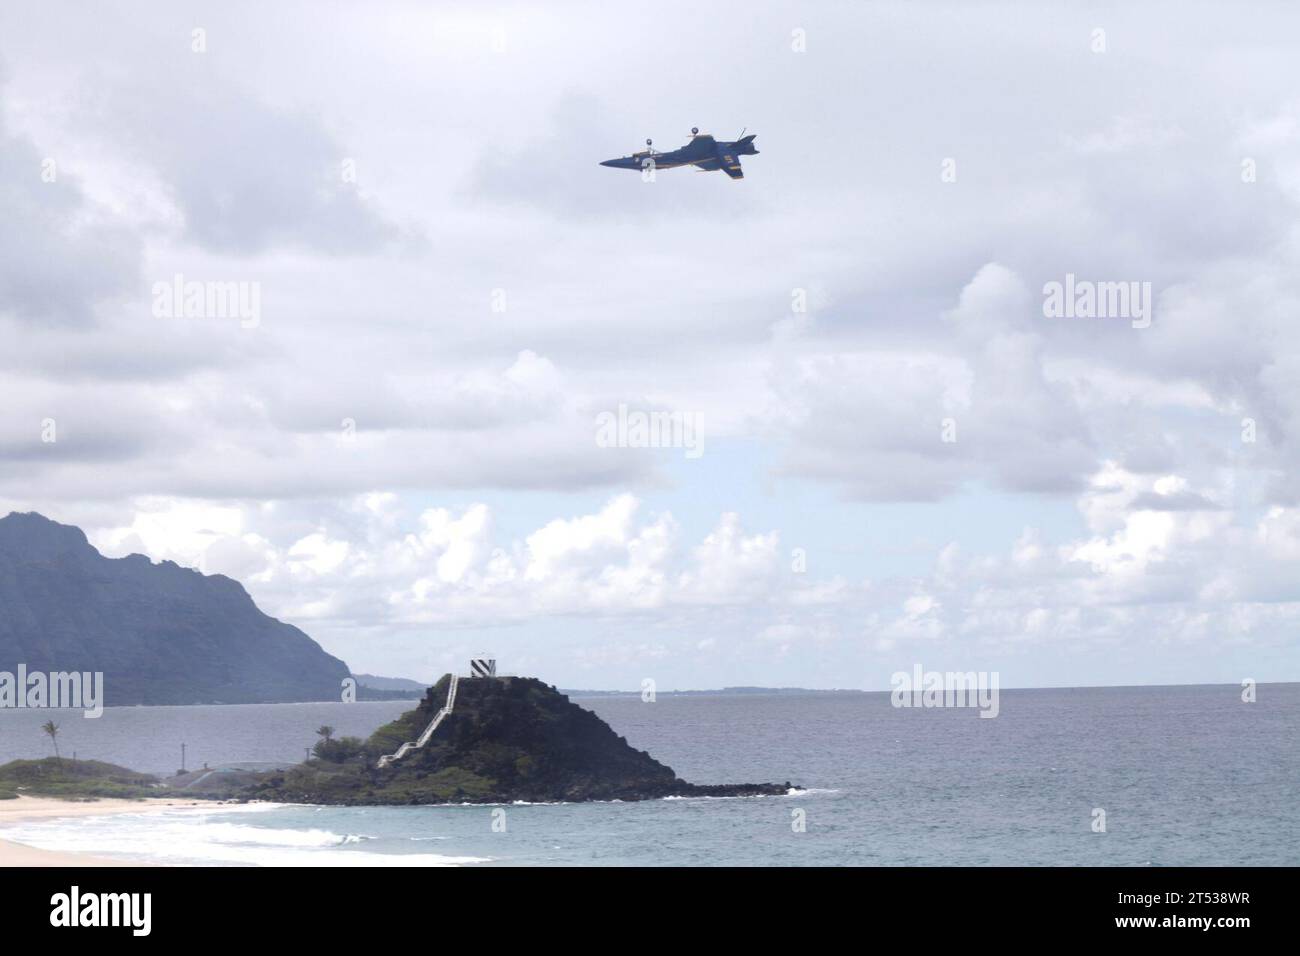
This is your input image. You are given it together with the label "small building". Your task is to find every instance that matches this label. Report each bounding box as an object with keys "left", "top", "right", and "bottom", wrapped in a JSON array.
[{"left": 469, "top": 657, "right": 496, "bottom": 678}]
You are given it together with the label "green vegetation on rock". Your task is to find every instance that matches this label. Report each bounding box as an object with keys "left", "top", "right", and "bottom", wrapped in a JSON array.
[
  {"left": 0, "top": 677, "right": 793, "bottom": 806},
  {"left": 0, "top": 758, "right": 160, "bottom": 799},
  {"left": 247, "top": 675, "right": 791, "bottom": 805}
]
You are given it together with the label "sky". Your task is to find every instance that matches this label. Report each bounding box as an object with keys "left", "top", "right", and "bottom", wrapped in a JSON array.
[{"left": 3, "top": 1, "right": 1300, "bottom": 690}]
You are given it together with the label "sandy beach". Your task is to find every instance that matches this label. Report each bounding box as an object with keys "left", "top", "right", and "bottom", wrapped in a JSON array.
[{"left": 0, "top": 795, "right": 213, "bottom": 866}]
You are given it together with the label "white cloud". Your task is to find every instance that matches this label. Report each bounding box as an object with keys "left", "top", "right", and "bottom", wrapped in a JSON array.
[{"left": 6, "top": 1, "right": 1300, "bottom": 685}]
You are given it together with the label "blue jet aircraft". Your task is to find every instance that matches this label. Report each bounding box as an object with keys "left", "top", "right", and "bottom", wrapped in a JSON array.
[{"left": 600, "top": 128, "right": 758, "bottom": 179}]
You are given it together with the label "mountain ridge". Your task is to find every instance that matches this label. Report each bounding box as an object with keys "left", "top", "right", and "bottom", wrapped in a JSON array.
[{"left": 0, "top": 511, "right": 350, "bottom": 705}]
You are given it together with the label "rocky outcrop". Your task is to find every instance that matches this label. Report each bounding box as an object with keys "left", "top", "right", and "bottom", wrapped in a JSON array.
[{"left": 249, "top": 675, "right": 793, "bottom": 804}]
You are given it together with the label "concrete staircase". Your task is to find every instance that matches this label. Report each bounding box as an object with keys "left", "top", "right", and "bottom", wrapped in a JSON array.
[{"left": 377, "top": 674, "right": 459, "bottom": 768}]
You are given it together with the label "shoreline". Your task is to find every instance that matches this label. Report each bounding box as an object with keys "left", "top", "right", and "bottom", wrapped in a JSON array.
[{"left": 0, "top": 794, "right": 217, "bottom": 867}]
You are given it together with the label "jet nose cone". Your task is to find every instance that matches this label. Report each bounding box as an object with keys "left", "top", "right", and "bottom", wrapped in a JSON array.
[{"left": 600, "top": 159, "right": 617, "bottom": 167}]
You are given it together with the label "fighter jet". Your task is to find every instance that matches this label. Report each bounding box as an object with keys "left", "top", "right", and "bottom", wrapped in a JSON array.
[{"left": 600, "top": 128, "right": 759, "bottom": 179}]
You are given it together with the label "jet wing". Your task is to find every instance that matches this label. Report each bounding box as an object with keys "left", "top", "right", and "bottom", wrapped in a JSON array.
[
  {"left": 720, "top": 157, "right": 744, "bottom": 179},
  {"left": 682, "top": 133, "right": 717, "bottom": 160}
]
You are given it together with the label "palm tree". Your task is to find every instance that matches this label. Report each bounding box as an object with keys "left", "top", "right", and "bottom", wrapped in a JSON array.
[
  {"left": 42, "top": 720, "right": 60, "bottom": 760},
  {"left": 316, "top": 725, "right": 335, "bottom": 744}
]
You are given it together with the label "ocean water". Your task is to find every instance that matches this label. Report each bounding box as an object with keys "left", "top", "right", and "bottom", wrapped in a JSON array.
[{"left": 1, "top": 684, "right": 1297, "bottom": 866}]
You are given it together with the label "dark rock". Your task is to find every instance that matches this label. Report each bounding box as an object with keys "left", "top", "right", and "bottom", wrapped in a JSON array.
[{"left": 250, "top": 674, "right": 794, "bottom": 804}]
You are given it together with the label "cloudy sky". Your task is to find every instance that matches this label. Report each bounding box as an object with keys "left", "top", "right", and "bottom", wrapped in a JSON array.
[{"left": 3, "top": 1, "right": 1300, "bottom": 689}]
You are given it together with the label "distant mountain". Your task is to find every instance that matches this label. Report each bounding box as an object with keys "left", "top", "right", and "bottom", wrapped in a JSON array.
[
  {"left": 352, "top": 673, "right": 425, "bottom": 692},
  {"left": 0, "top": 512, "right": 350, "bottom": 705},
  {"left": 350, "top": 673, "right": 423, "bottom": 701}
]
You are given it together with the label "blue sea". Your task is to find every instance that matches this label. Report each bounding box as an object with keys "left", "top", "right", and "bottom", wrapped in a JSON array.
[{"left": 1, "top": 684, "right": 1297, "bottom": 866}]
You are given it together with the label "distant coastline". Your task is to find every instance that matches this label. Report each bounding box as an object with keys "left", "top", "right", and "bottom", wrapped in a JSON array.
[
  {"left": 562, "top": 686, "right": 869, "bottom": 697},
  {"left": 561, "top": 680, "right": 1297, "bottom": 696}
]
